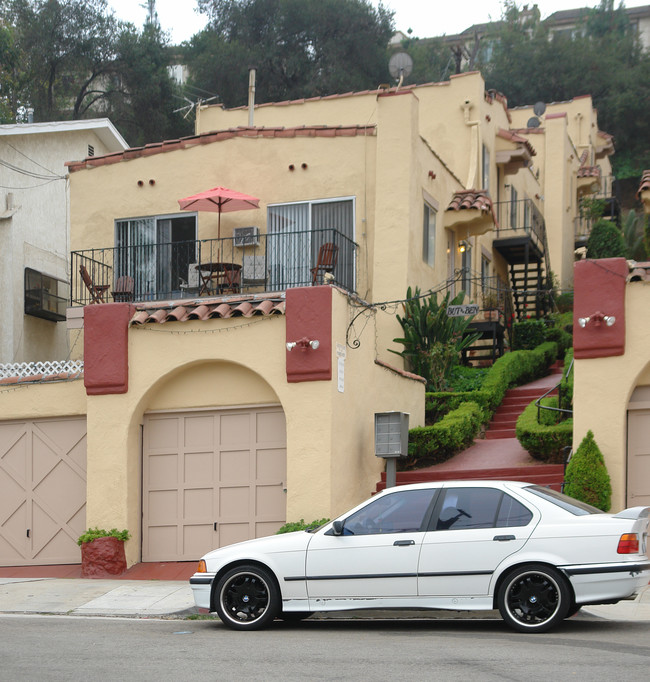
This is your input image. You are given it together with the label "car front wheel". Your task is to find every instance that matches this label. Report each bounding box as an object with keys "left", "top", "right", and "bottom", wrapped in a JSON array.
[
  {"left": 214, "top": 565, "right": 280, "bottom": 630},
  {"left": 497, "top": 564, "right": 570, "bottom": 633}
]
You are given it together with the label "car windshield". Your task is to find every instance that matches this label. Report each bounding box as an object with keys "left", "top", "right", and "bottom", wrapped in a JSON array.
[{"left": 525, "top": 485, "right": 604, "bottom": 516}]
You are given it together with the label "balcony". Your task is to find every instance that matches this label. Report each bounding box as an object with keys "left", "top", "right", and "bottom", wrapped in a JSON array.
[
  {"left": 70, "top": 228, "right": 358, "bottom": 307},
  {"left": 574, "top": 175, "right": 621, "bottom": 246},
  {"left": 493, "top": 198, "right": 546, "bottom": 263}
]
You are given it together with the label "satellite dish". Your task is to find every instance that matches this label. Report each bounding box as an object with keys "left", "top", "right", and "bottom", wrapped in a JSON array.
[
  {"left": 388, "top": 52, "right": 414, "bottom": 81},
  {"left": 527, "top": 117, "right": 541, "bottom": 128},
  {"left": 533, "top": 101, "right": 546, "bottom": 117}
]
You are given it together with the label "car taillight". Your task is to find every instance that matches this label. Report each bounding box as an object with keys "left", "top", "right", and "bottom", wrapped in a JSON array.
[
  {"left": 617, "top": 533, "right": 639, "bottom": 554},
  {"left": 197, "top": 559, "right": 207, "bottom": 573}
]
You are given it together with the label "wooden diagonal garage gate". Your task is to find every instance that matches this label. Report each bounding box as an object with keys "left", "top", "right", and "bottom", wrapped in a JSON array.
[
  {"left": 0, "top": 418, "right": 87, "bottom": 566},
  {"left": 142, "top": 406, "right": 287, "bottom": 562}
]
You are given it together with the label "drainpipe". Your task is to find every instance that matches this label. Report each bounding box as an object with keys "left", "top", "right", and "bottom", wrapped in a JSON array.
[
  {"left": 248, "top": 68, "right": 256, "bottom": 127},
  {"left": 462, "top": 100, "right": 480, "bottom": 189}
]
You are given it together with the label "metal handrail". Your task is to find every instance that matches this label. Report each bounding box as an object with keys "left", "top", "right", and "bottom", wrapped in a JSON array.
[{"left": 535, "top": 356, "right": 574, "bottom": 423}]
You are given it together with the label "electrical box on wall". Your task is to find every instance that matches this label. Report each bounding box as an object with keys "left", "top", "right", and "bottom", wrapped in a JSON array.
[{"left": 374, "top": 412, "right": 409, "bottom": 458}]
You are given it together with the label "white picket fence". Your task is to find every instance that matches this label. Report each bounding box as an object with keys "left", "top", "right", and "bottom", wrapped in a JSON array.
[{"left": 0, "top": 360, "right": 84, "bottom": 380}]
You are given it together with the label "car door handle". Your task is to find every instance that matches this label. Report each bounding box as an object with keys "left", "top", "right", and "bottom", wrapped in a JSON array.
[
  {"left": 493, "top": 534, "right": 516, "bottom": 541},
  {"left": 393, "top": 540, "right": 415, "bottom": 546}
]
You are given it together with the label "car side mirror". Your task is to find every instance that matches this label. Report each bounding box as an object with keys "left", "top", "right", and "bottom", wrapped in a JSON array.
[{"left": 331, "top": 520, "right": 344, "bottom": 536}]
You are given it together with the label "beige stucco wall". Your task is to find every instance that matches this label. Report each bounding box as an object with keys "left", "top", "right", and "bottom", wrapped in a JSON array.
[{"left": 573, "top": 282, "right": 650, "bottom": 511}]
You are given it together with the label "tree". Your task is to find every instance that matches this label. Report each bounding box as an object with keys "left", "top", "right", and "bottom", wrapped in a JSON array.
[
  {"left": 483, "top": 1, "right": 650, "bottom": 178},
  {"left": 564, "top": 430, "right": 612, "bottom": 511},
  {"left": 111, "top": 23, "right": 193, "bottom": 146},
  {"left": 187, "top": 0, "right": 394, "bottom": 107},
  {"left": 586, "top": 219, "right": 627, "bottom": 258},
  {"left": 1, "top": 0, "right": 121, "bottom": 121}
]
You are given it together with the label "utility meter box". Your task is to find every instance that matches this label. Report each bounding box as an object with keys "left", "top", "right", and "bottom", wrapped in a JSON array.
[{"left": 374, "top": 412, "right": 409, "bottom": 458}]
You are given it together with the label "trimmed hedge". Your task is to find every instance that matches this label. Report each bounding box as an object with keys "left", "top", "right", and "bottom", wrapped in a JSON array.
[
  {"left": 516, "top": 400, "right": 573, "bottom": 463},
  {"left": 411, "top": 341, "right": 560, "bottom": 469},
  {"left": 560, "top": 348, "right": 574, "bottom": 412},
  {"left": 564, "top": 431, "right": 611, "bottom": 511},
  {"left": 425, "top": 341, "right": 559, "bottom": 425},
  {"left": 512, "top": 319, "right": 547, "bottom": 350},
  {"left": 407, "top": 401, "right": 483, "bottom": 467}
]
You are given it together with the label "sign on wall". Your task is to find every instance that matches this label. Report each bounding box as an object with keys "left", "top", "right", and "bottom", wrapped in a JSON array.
[{"left": 446, "top": 304, "right": 479, "bottom": 317}]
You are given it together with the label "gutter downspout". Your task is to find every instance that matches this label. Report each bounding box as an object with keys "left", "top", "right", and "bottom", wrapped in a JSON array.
[{"left": 462, "top": 100, "right": 480, "bottom": 189}]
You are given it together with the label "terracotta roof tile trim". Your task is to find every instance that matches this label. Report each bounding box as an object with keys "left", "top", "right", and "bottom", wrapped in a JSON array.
[
  {"left": 0, "top": 372, "right": 83, "bottom": 386},
  {"left": 130, "top": 294, "right": 286, "bottom": 325},
  {"left": 496, "top": 128, "right": 536, "bottom": 156},
  {"left": 637, "top": 170, "right": 650, "bottom": 197}
]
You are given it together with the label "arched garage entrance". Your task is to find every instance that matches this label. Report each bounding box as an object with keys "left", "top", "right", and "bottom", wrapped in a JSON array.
[
  {"left": 627, "top": 386, "right": 650, "bottom": 508},
  {"left": 142, "top": 405, "right": 286, "bottom": 562}
]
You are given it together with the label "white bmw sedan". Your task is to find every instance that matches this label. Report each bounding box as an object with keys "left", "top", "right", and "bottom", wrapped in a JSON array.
[{"left": 190, "top": 481, "right": 650, "bottom": 633}]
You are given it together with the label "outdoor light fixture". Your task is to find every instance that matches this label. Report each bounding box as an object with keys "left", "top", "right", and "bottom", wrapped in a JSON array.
[
  {"left": 458, "top": 240, "right": 468, "bottom": 253},
  {"left": 578, "top": 312, "right": 616, "bottom": 328},
  {"left": 286, "top": 337, "right": 320, "bottom": 351}
]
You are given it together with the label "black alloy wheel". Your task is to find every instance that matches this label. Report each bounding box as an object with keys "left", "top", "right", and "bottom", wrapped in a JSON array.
[
  {"left": 214, "top": 565, "right": 280, "bottom": 630},
  {"left": 497, "top": 564, "right": 570, "bottom": 633}
]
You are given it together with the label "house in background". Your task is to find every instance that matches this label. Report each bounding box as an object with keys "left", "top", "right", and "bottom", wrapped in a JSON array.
[
  {"left": 0, "top": 71, "right": 616, "bottom": 569},
  {"left": 0, "top": 119, "right": 128, "bottom": 367}
]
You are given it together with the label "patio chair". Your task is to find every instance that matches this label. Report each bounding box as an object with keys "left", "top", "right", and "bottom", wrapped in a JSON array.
[
  {"left": 311, "top": 242, "right": 338, "bottom": 284},
  {"left": 112, "top": 275, "right": 135, "bottom": 302},
  {"left": 79, "top": 264, "right": 109, "bottom": 304}
]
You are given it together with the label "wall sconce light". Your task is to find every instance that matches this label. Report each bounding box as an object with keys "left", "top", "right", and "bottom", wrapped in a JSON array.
[
  {"left": 578, "top": 312, "right": 616, "bottom": 328},
  {"left": 458, "top": 240, "right": 468, "bottom": 253},
  {"left": 286, "top": 337, "right": 320, "bottom": 351}
]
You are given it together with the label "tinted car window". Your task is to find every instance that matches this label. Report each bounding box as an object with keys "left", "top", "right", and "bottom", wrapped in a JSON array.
[
  {"left": 496, "top": 494, "right": 533, "bottom": 527},
  {"left": 526, "top": 485, "right": 603, "bottom": 515},
  {"left": 343, "top": 489, "right": 436, "bottom": 535},
  {"left": 435, "top": 488, "right": 533, "bottom": 530}
]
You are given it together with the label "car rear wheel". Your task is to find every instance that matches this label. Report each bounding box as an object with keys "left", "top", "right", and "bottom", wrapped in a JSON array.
[
  {"left": 497, "top": 564, "right": 570, "bottom": 633},
  {"left": 214, "top": 565, "right": 280, "bottom": 630}
]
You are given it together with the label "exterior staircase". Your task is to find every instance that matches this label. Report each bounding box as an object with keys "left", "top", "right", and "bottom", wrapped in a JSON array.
[{"left": 375, "top": 363, "right": 566, "bottom": 493}]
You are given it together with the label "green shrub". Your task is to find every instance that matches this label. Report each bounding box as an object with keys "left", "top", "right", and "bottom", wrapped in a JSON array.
[
  {"left": 77, "top": 527, "right": 131, "bottom": 546},
  {"left": 543, "top": 326, "right": 572, "bottom": 354},
  {"left": 586, "top": 219, "right": 626, "bottom": 259},
  {"left": 406, "top": 401, "right": 483, "bottom": 468},
  {"left": 512, "top": 319, "right": 547, "bottom": 350},
  {"left": 447, "top": 365, "right": 490, "bottom": 392},
  {"left": 564, "top": 431, "right": 612, "bottom": 512},
  {"left": 555, "top": 291, "right": 573, "bottom": 313},
  {"left": 538, "top": 396, "right": 562, "bottom": 425},
  {"left": 560, "top": 348, "right": 574, "bottom": 412},
  {"left": 276, "top": 518, "right": 330, "bottom": 534},
  {"left": 516, "top": 401, "right": 573, "bottom": 463}
]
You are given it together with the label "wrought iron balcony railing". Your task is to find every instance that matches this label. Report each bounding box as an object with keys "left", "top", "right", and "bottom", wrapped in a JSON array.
[
  {"left": 70, "top": 228, "right": 358, "bottom": 306},
  {"left": 493, "top": 198, "right": 546, "bottom": 248}
]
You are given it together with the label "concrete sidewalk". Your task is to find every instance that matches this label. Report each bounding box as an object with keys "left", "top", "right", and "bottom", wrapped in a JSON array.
[{"left": 1, "top": 576, "right": 648, "bottom": 622}]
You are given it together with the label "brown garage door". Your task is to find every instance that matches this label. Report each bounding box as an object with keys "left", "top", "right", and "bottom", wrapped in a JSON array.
[
  {"left": 142, "top": 407, "right": 286, "bottom": 562},
  {"left": 0, "top": 418, "right": 87, "bottom": 566},
  {"left": 627, "top": 409, "right": 650, "bottom": 507}
]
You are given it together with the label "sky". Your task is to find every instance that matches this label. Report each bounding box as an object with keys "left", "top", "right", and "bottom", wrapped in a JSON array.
[{"left": 107, "top": 1, "right": 650, "bottom": 44}]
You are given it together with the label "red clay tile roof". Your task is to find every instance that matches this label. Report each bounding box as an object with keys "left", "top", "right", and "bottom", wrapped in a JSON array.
[
  {"left": 578, "top": 150, "right": 589, "bottom": 165},
  {"left": 628, "top": 261, "right": 650, "bottom": 282},
  {"left": 577, "top": 165, "right": 601, "bottom": 178},
  {"left": 496, "top": 128, "right": 536, "bottom": 156},
  {"left": 130, "top": 293, "right": 285, "bottom": 325},
  {"left": 66, "top": 125, "right": 377, "bottom": 172},
  {"left": 447, "top": 190, "right": 493, "bottom": 213},
  {"left": 637, "top": 170, "right": 650, "bottom": 197}
]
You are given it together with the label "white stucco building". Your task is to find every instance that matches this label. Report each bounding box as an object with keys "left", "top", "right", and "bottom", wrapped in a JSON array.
[{"left": 0, "top": 119, "right": 128, "bottom": 365}]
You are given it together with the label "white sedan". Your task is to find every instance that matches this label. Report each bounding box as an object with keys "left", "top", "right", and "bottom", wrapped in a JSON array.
[{"left": 190, "top": 481, "right": 650, "bottom": 633}]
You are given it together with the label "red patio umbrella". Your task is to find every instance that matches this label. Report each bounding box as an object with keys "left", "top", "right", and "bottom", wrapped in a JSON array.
[{"left": 178, "top": 186, "right": 260, "bottom": 240}]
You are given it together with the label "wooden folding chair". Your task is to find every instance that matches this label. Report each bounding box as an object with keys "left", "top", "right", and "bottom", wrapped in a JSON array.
[
  {"left": 311, "top": 242, "right": 339, "bottom": 284},
  {"left": 112, "top": 275, "right": 135, "bottom": 302},
  {"left": 79, "top": 264, "right": 109, "bottom": 304}
]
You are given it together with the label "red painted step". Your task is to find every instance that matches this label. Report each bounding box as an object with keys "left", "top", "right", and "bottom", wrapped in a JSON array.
[{"left": 376, "top": 464, "right": 564, "bottom": 493}]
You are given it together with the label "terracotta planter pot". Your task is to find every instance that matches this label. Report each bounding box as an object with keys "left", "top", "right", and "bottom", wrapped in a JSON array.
[{"left": 80, "top": 536, "right": 127, "bottom": 578}]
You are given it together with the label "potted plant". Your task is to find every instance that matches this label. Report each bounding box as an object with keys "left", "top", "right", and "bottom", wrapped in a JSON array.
[
  {"left": 77, "top": 527, "right": 131, "bottom": 578},
  {"left": 482, "top": 292, "right": 500, "bottom": 321}
]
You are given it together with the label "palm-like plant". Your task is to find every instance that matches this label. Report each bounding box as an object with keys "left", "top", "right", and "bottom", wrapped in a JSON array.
[{"left": 390, "top": 287, "right": 480, "bottom": 391}]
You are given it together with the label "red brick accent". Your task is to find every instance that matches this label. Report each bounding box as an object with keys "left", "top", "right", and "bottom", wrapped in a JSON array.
[
  {"left": 84, "top": 303, "right": 135, "bottom": 395},
  {"left": 574, "top": 258, "right": 627, "bottom": 359},
  {"left": 80, "top": 537, "right": 127, "bottom": 578},
  {"left": 286, "top": 287, "right": 332, "bottom": 382}
]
